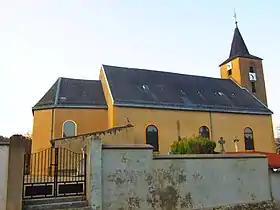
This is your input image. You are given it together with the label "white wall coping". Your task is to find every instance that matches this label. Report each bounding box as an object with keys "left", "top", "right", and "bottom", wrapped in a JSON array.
[
  {"left": 102, "top": 144, "right": 153, "bottom": 150},
  {"left": 153, "top": 154, "right": 267, "bottom": 160},
  {"left": 0, "top": 141, "right": 10, "bottom": 146}
]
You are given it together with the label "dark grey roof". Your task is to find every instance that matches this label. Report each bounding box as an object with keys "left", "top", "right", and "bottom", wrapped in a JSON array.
[
  {"left": 219, "top": 26, "right": 262, "bottom": 66},
  {"left": 33, "top": 77, "right": 107, "bottom": 110},
  {"left": 102, "top": 64, "right": 272, "bottom": 115}
]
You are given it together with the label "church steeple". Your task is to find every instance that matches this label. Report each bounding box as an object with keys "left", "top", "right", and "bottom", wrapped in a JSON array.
[
  {"left": 220, "top": 25, "right": 262, "bottom": 67},
  {"left": 219, "top": 19, "right": 268, "bottom": 106}
]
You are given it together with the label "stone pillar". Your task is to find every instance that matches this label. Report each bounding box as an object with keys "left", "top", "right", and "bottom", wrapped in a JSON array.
[
  {"left": 0, "top": 140, "right": 10, "bottom": 210},
  {"left": 87, "top": 135, "right": 102, "bottom": 210},
  {"left": 6, "top": 135, "right": 28, "bottom": 210}
]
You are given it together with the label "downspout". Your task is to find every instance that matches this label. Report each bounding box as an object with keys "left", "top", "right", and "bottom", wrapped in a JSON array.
[
  {"left": 209, "top": 111, "right": 214, "bottom": 141},
  {"left": 50, "top": 108, "right": 54, "bottom": 141}
]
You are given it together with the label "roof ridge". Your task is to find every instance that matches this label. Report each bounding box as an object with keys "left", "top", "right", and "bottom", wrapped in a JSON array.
[
  {"left": 103, "top": 64, "right": 224, "bottom": 81},
  {"left": 59, "top": 77, "right": 100, "bottom": 82}
]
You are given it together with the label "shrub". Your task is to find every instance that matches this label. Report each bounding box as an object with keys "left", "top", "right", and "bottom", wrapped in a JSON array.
[
  {"left": 0, "top": 135, "right": 9, "bottom": 141},
  {"left": 170, "top": 135, "right": 216, "bottom": 154}
]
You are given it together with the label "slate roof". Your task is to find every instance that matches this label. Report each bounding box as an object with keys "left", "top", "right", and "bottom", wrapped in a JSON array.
[
  {"left": 33, "top": 77, "right": 107, "bottom": 110},
  {"left": 102, "top": 64, "right": 272, "bottom": 115},
  {"left": 219, "top": 26, "right": 262, "bottom": 66}
]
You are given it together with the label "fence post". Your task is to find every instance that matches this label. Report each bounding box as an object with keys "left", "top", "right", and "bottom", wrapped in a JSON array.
[
  {"left": 87, "top": 135, "right": 102, "bottom": 210},
  {"left": 6, "top": 135, "right": 27, "bottom": 210}
]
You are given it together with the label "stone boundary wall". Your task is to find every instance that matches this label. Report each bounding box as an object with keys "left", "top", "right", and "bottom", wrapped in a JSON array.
[{"left": 87, "top": 137, "right": 275, "bottom": 210}]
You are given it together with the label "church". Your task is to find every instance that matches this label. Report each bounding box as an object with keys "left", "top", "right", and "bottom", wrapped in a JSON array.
[{"left": 31, "top": 24, "right": 276, "bottom": 154}]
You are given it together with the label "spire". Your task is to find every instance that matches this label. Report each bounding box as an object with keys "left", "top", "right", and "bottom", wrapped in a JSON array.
[
  {"left": 229, "top": 10, "right": 250, "bottom": 57},
  {"left": 229, "top": 26, "right": 250, "bottom": 58},
  {"left": 219, "top": 15, "right": 263, "bottom": 67}
]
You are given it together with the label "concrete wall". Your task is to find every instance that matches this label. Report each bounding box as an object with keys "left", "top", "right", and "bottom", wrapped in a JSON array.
[
  {"left": 152, "top": 155, "right": 271, "bottom": 209},
  {"left": 102, "top": 145, "right": 153, "bottom": 209},
  {"left": 87, "top": 137, "right": 275, "bottom": 209},
  {"left": 270, "top": 171, "right": 280, "bottom": 202},
  {"left": 0, "top": 142, "right": 10, "bottom": 210}
]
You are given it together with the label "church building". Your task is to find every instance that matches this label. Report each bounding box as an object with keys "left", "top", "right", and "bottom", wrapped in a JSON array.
[{"left": 32, "top": 24, "right": 276, "bottom": 154}]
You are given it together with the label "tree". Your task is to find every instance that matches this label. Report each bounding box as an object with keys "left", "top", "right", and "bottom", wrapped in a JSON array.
[
  {"left": 170, "top": 135, "right": 216, "bottom": 154},
  {"left": 0, "top": 135, "right": 9, "bottom": 141}
]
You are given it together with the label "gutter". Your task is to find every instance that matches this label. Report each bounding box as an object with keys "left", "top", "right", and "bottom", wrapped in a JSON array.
[
  {"left": 114, "top": 102, "right": 272, "bottom": 115},
  {"left": 32, "top": 104, "right": 108, "bottom": 111},
  {"left": 209, "top": 112, "right": 214, "bottom": 140}
]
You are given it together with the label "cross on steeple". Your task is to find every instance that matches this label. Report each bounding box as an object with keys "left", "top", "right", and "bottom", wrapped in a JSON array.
[{"left": 233, "top": 9, "right": 238, "bottom": 27}]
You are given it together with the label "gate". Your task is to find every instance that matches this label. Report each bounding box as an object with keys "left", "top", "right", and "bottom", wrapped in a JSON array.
[{"left": 22, "top": 147, "right": 86, "bottom": 200}]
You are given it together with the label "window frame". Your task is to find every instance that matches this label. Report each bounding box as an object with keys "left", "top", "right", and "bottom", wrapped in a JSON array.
[
  {"left": 145, "top": 124, "right": 159, "bottom": 152},
  {"left": 244, "top": 127, "right": 255, "bottom": 151},
  {"left": 199, "top": 126, "right": 210, "bottom": 139},
  {"left": 62, "top": 120, "right": 77, "bottom": 138}
]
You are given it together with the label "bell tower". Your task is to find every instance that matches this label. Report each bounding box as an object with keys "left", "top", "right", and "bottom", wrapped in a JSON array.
[{"left": 219, "top": 21, "right": 268, "bottom": 106}]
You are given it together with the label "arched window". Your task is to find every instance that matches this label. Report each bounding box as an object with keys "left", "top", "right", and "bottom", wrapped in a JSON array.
[
  {"left": 199, "top": 126, "right": 210, "bottom": 139},
  {"left": 244, "top": 127, "right": 255, "bottom": 150},
  {"left": 146, "top": 125, "right": 159, "bottom": 152},
  {"left": 62, "top": 120, "right": 77, "bottom": 137}
]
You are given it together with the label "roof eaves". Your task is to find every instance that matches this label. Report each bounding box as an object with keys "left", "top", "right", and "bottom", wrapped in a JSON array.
[
  {"left": 32, "top": 104, "right": 108, "bottom": 111},
  {"left": 219, "top": 54, "right": 263, "bottom": 67},
  {"left": 114, "top": 102, "right": 272, "bottom": 115},
  {"left": 229, "top": 78, "right": 273, "bottom": 114}
]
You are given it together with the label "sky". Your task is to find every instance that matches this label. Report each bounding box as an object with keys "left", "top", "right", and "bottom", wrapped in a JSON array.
[{"left": 0, "top": 0, "right": 280, "bottom": 137}]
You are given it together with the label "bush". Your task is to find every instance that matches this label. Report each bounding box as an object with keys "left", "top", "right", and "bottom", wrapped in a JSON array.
[{"left": 170, "top": 135, "right": 216, "bottom": 154}]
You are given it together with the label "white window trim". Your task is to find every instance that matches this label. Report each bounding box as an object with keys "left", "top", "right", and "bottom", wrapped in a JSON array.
[{"left": 62, "top": 120, "right": 77, "bottom": 137}]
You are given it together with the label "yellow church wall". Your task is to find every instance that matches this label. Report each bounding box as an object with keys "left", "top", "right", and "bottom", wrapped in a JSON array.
[
  {"left": 220, "top": 58, "right": 241, "bottom": 84},
  {"left": 32, "top": 108, "right": 108, "bottom": 153},
  {"left": 220, "top": 57, "right": 268, "bottom": 106},
  {"left": 52, "top": 108, "right": 108, "bottom": 139},
  {"left": 32, "top": 109, "right": 53, "bottom": 153},
  {"left": 112, "top": 106, "right": 275, "bottom": 154},
  {"left": 238, "top": 58, "right": 268, "bottom": 106},
  {"left": 113, "top": 106, "right": 211, "bottom": 153},
  {"left": 99, "top": 67, "right": 115, "bottom": 128},
  {"left": 211, "top": 112, "right": 275, "bottom": 153}
]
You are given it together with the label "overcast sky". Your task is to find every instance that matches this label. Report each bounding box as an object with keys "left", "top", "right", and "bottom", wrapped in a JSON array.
[{"left": 0, "top": 0, "right": 279, "bottom": 137}]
